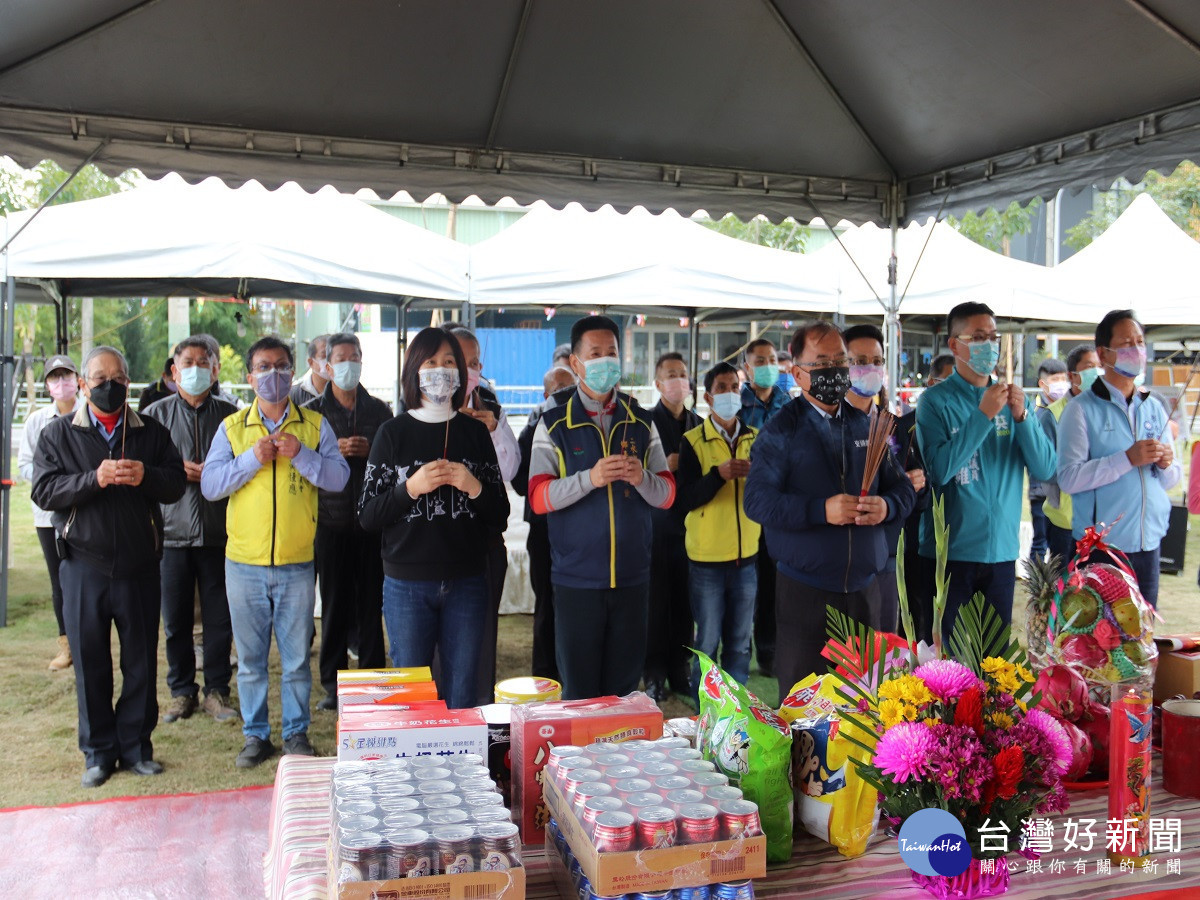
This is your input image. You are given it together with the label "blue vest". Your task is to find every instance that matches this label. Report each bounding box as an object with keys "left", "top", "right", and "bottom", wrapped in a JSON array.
[
  {"left": 1070, "top": 380, "right": 1172, "bottom": 552},
  {"left": 541, "top": 391, "right": 656, "bottom": 589}
]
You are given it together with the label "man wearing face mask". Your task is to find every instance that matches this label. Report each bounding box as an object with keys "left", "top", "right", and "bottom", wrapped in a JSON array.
[
  {"left": 528, "top": 315, "right": 675, "bottom": 700},
  {"left": 298, "top": 333, "right": 393, "bottom": 709},
  {"left": 32, "top": 346, "right": 186, "bottom": 787},
  {"left": 1039, "top": 344, "right": 1102, "bottom": 563},
  {"left": 202, "top": 336, "right": 350, "bottom": 767},
  {"left": 1026, "top": 358, "right": 1070, "bottom": 563},
  {"left": 18, "top": 355, "right": 85, "bottom": 670},
  {"left": 744, "top": 322, "right": 915, "bottom": 704},
  {"left": 1057, "top": 311, "right": 1179, "bottom": 607},
  {"left": 142, "top": 337, "right": 239, "bottom": 725},
  {"left": 644, "top": 352, "right": 702, "bottom": 700},
  {"left": 290, "top": 334, "right": 331, "bottom": 408},
  {"left": 915, "top": 302, "right": 1056, "bottom": 640},
  {"left": 738, "top": 338, "right": 789, "bottom": 678}
]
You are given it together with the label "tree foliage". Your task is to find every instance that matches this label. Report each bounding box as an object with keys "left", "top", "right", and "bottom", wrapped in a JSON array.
[
  {"left": 947, "top": 197, "right": 1043, "bottom": 256},
  {"left": 1065, "top": 160, "right": 1200, "bottom": 251},
  {"left": 696, "top": 212, "right": 809, "bottom": 252}
]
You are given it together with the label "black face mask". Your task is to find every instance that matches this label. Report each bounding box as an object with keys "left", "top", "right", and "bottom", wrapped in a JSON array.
[
  {"left": 806, "top": 367, "right": 851, "bottom": 407},
  {"left": 88, "top": 379, "right": 128, "bottom": 413}
]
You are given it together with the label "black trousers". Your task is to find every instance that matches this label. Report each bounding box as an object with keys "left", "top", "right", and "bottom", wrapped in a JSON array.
[
  {"left": 315, "top": 525, "right": 385, "bottom": 696},
  {"left": 160, "top": 546, "right": 233, "bottom": 697},
  {"left": 553, "top": 583, "right": 649, "bottom": 700},
  {"left": 775, "top": 570, "right": 880, "bottom": 707},
  {"left": 916, "top": 557, "right": 1017, "bottom": 644},
  {"left": 754, "top": 547, "right": 777, "bottom": 669},
  {"left": 877, "top": 561, "right": 899, "bottom": 635},
  {"left": 1046, "top": 522, "right": 1076, "bottom": 566},
  {"left": 36, "top": 526, "right": 66, "bottom": 636},
  {"left": 644, "top": 527, "right": 693, "bottom": 692},
  {"left": 474, "top": 534, "right": 509, "bottom": 706},
  {"left": 527, "top": 519, "right": 558, "bottom": 680},
  {"left": 61, "top": 557, "right": 160, "bottom": 768}
]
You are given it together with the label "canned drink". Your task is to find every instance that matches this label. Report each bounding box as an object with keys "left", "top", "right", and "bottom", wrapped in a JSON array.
[
  {"left": 382, "top": 811, "right": 425, "bottom": 831},
  {"left": 425, "top": 808, "right": 470, "bottom": 826},
  {"left": 431, "top": 824, "right": 476, "bottom": 874},
  {"left": 654, "top": 737, "right": 692, "bottom": 750},
  {"left": 462, "top": 790, "right": 505, "bottom": 808},
  {"left": 631, "top": 750, "right": 667, "bottom": 765},
  {"left": 636, "top": 805, "right": 678, "bottom": 849},
  {"left": 664, "top": 788, "right": 705, "bottom": 811},
  {"left": 581, "top": 796, "right": 624, "bottom": 833},
  {"left": 605, "top": 765, "right": 641, "bottom": 781},
  {"left": 592, "top": 752, "right": 632, "bottom": 768},
  {"left": 384, "top": 827, "right": 433, "bottom": 878},
  {"left": 413, "top": 766, "right": 454, "bottom": 782},
  {"left": 592, "top": 810, "right": 636, "bottom": 852},
  {"left": 452, "top": 765, "right": 491, "bottom": 780},
  {"left": 621, "top": 740, "right": 656, "bottom": 751},
  {"left": 713, "top": 880, "right": 754, "bottom": 899},
  {"left": 335, "top": 760, "right": 371, "bottom": 775},
  {"left": 678, "top": 759, "right": 717, "bottom": 775},
  {"left": 420, "top": 794, "right": 463, "bottom": 810},
  {"left": 704, "top": 785, "right": 744, "bottom": 804},
  {"left": 416, "top": 779, "right": 457, "bottom": 795},
  {"left": 675, "top": 886, "right": 712, "bottom": 900},
  {"left": 553, "top": 755, "right": 594, "bottom": 788},
  {"left": 410, "top": 755, "right": 448, "bottom": 769},
  {"left": 568, "top": 856, "right": 584, "bottom": 890},
  {"left": 374, "top": 770, "right": 414, "bottom": 784},
  {"left": 546, "top": 745, "right": 585, "bottom": 781},
  {"left": 625, "top": 792, "right": 667, "bottom": 814},
  {"left": 336, "top": 798, "right": 378, "bottom": 818},
  {"left": 718, "top": 799, "right": 762, "bottom": 839},
  {"left": 563, "top": 768, "right": 605, "bottom": 802},
  {"left": 337, "top": 814, "right": 381, "bottom": 834},
  {"left": 336, "top": 831, "right": 385, "bottom": 884},
  {"left": 678, "top": 803, "right": 720, "bottom": 844},
  {"left": 576, "top": 876, "right": 593, "bottom": 900},
  {"left": 471, "top": 806, "right": 514, "bottom": 825},
  {"left": 477, "top": 821, "right": 522, "bottom": 871},
  {"left": 583, "top": 741, "right": 620, "bottom": 756},
  {"left": 632, "top": 892, "right": 673, "bottom": 900},
  {"left": 612, "top": 777, "right": 653, "bottom": 800},
  {"left": 377, "top": 796, "right": 422, "bottom": 814},
  {"left": 334, "top": 782, "right": 374, "bottom": 800},
  {"left": 691, "top": 772, "right": 730, "bottom": 791},
  {"left": 572, "top": 781, "right": 614, "bottom": 816},
  {"left": 643, "top": 763, "right": 680, "bottom": 779},
  {"left": 588, "top": 889, "right": 623, "bottom": 900},
  {"left": 455, "top": 777, "right": 498, "bottom": 794},
  {"left": 667, "top": 747, "right": 702, "bottom": 762},
  {"left": 454, "top": 753, "right": 485, "bottom": 767},
  {"left": 653, "top": 775, "right": 691, "bottom": 793}
]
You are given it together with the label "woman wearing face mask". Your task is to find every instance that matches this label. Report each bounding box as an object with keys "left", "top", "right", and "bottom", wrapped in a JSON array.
[
  {"left": 358, "top": 327, "right": 510, "bottom": 709},
  {"left": 17, "top": 355, "right": 85, "bottom": 670},
  {"left": 1057, "top": 310, "right": 1180, "bottom": 608}
]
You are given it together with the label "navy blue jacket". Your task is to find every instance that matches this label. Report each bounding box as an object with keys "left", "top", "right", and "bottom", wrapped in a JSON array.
[{"left": 743, "top": 397, "right": 917, "bottom": 593}]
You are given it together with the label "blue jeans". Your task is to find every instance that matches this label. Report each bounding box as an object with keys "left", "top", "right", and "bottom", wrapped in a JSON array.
[
  {"left": 383, "top": 575, "right": 487, "bottom": 710},
  {"left": 689, "top": 562, "right": 757, "bottom": 694},
  {"left": 225, "top": 560, "right": 316, "bottom": 742}
]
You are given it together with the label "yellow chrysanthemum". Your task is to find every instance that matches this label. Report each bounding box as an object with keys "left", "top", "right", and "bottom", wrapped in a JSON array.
[
  {"left": 994, "top": 672, "right": 1020, "bottom": 695},
  {"left": 989, "top": 711, "right": 1015, "bottom": 729},
  {"left": 878, "top": 698, "right": 907, "bottom": 728},
  {"left": 1015, "top": 663, "right": 1034, "bottom": 684},
  {"left": 879, "top": 674, "right": 935, "bottom": 707}
]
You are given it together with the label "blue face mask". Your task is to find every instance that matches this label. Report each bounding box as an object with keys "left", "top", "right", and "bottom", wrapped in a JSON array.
[
  {"left": 964, "top": 340, "right": 1000, "bottom": 377},
  {"left": 177, "top": 365, "right": 212, "bottom": 396},
  {"left": 710, "top": 391, "right": 741, "bottom": 420},
  {"left": 581, "top": 356, "right": 621, "bottom": 395},
  {"left": 751, "top": 364, "right": 777, "bottom": 389},
  {"left": 331, "top": 360, "right": 362, "bottom": 391},
  {"left": 1077, "top": 366, "right": 1103, "bottom": 392}
]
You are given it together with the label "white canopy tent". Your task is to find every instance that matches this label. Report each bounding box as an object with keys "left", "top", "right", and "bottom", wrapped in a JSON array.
[{"left": 1050, "top": 193, "right": 1200, "bottom": 328}]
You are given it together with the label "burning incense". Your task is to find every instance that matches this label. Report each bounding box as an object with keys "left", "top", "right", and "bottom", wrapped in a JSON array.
[
  {"left": 1003, "top": 333, "right": 1013, "bottom": 384},
  {"left": 860, "top": 407, "right": 896, "bottom": 497}
]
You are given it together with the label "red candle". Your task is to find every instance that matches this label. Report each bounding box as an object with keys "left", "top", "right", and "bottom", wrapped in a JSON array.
[{"left": 1108, "top": 686, "right": 1152, "bottom": 864}]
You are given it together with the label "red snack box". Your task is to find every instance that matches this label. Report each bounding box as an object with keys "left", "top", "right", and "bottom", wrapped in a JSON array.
[{"left": 511, "top": 693, "right": 663, "bottom": 844}]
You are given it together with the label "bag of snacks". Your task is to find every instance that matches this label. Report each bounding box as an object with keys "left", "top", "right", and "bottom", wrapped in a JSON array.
[{"left": 694, "top": 651, "right": 793, "bottom": 862}]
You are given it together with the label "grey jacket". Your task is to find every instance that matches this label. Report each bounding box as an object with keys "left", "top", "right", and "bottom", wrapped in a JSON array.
[{"left": 142, "top": 391, "right": 238, "bottom": 548}]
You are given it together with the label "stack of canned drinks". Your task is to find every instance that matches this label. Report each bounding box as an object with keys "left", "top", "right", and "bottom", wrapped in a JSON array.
[
  {"left": 330, "top": 754, "right": 522, "bottom": 885},
  {"left": 546, "top": 737, "right": 763, "bottom": 852},
  {"left": 548, "top": 817, "right": 754, "bottom": 900}
]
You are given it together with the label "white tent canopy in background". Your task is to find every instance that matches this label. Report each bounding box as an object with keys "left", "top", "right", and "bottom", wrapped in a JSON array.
[
  {"left": 467, "top": 201, "right": 838, "bottom": 314},
  {"left": 2, "top": 174, "right": 471, "bottom": 303},
  {"left": 807, "top": 218, "right": 1092, "bottom": 324},
  {"left": 1050, "top": 193, "right": 1200, "bottom": 327}
]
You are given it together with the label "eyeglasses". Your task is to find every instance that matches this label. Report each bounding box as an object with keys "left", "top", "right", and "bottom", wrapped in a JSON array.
[
  {"left": 954, "top": 332, "right": 1001, "bottom": 344},
  {"left": 86, "top": 374, "right": 130, "bottom": 386},
  {"left": 849, "top": 356, "right": 885, "bottom": 367},
  {"left": 797, "top": 357, "right": 849, "bottom": 370},
  {"left": 251, "top": 364, "right": 294, "bottom": 376}
]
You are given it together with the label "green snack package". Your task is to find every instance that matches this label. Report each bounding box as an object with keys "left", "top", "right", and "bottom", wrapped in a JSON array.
[{"left": 694, "top": 650, "right": 793, "bottom": 863}]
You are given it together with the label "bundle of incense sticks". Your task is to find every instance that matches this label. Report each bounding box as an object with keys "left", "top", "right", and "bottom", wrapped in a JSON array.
[
  {"left": 1003, "top": 332, "right": 1014, "bottom": 384},
  {"left": 860, "top": 407, "right": 896, "bottom": 496}
]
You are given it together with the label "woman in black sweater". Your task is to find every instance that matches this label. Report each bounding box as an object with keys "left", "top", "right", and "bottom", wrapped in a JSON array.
[{"left": 358, "top": 327, "right": 510, "bottom": 709}]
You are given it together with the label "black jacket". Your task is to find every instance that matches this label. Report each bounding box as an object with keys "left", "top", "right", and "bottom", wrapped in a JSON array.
[
  {"left": 304, "top": 383, "right": 395, "bottom": 530},
  {"left": 31, "top": 405, "right": 187, "bottom": 576},
  {"left": 513, "top": 386, "right": 574, "bottom": 524},
  {"left": 142, "top": 391, "right": 238, "bottom": 548},
  {"left": 650, "top": 399, "right": 701, "bottom": 535}
]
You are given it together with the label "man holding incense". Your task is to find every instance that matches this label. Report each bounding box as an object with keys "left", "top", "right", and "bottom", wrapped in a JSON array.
[
  {"left": 915, "top": 302, "right": 1056, "bottom": 639},
  {"left": 744, "top": 321, "right": 915, "bottom": 704}
]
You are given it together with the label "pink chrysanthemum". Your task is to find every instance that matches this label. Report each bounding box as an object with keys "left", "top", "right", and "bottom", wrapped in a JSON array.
[
  {"left": 874, "top": 722, "right": 936, "bottom": 783},
  {"left": 1023, "top": 708, "right": 1073, "bottom": 778},
  {"left": 913, "top": 659, "right": 977, "bottom": 700}
]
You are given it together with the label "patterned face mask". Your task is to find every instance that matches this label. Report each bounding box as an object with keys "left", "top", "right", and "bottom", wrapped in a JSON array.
[
  {"left": 806, "top": 367, "right": 851, "bottom": 406},
  {"left": 419, "top": 366, "right": 460, "bottom": 406}
]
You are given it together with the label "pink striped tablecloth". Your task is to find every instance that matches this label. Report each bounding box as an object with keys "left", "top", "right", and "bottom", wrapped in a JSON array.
[{"left": 266, "top": 756, "right": 1200, "bottom": 900}]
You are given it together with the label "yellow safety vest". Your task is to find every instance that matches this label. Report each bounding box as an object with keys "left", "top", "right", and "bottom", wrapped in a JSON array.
[
  {"left": 223, "top": 399, "right": 323, "bottom": 566},
  {"left": 682, "top": 418, "right": 761, "bottom": 563},
  {"left": 1043, "top": 393, "right": 1073, "bottom": 531}
]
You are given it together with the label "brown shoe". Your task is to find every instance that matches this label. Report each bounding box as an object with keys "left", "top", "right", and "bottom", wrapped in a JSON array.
[
  {"left": 202, "top": 691, "right": 239, "bottom": 722},
  {"left": 162, "top": 693, "right": 198, "bottom": 723},
  {"left": 49, "top": 635, "right": 72, "bottom": 671}
]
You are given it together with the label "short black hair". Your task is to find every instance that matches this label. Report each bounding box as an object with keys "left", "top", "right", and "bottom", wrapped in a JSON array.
[
  {"left": 162, "top": 356, "right": 175, "bottom": 375},
  {"left": 1065, "top": 343, "right": 1096, "bottom": 373},
  {"left": 946, "top": 301, "right": 995, "bottom": 338},
  {"left": 552, "top": 343, "right": 572, "bottom": 363},
  {"left": 326, "top": 332, "right": 362, "bottom": 357},
  {"left": 788, "top": 321, "right": 841, "bottom": 359},
  {"left": 842, "top": 323, "right": 885, "bottom": 348},
  {"left": 306, "top": 334, "right": 330, "bottom": 360},
  {"left": 704, "top": 362, "right": 740, "bottom": 394},
  {"left": 1095, "top": 309, "right": 1140, "bottom": 349},
  {"left": 402, "top": 326, "right": 467, "bottom": 410},
  {"left": 245, "top": 335, "right": 294, "bottom": 371},
  {"left": 929, "top": 353, "right": 956, "bottom": 380},
  {"left": 173, "top": 338, "right": 212, "bottom": 361},
  {"left": 570, "top": 315, "right": 620, "bottom": 354},
  {"left": 743, "top": 338, "right": 776, "bottom": 364},
  {"left": 654, "top": 352, "right": 685, "bottom": 375},
  {"left": 776, "top": 350, "right": 792, "bottom": 363},
  {"left": 1037, "top": 358, "right": 1067, "bottom": 380}
]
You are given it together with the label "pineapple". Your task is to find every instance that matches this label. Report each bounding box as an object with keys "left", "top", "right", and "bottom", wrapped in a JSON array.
[{"left": 1022, "top": 554, "right": 1065, "bottom": 671}]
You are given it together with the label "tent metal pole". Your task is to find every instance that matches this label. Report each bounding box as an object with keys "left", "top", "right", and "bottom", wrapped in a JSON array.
[
  {"left": 0, "top": 145, "right": 103, "bottom": 257},
  {"left": 395, "top": 297, "right": 411, "bottom": 414},
  {"left": 0, "top": 276, "right": 14, "bottom": 626},
  {"left": 885, "top": 184, "right": 901, "bottom": 410},
  {"left": 687, "top": 309, "right": 700, "bottom": 404}
]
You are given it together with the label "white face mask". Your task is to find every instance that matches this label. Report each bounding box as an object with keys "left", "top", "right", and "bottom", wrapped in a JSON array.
[{"left": 418, "top": 366, "right": 459, "bottom": 406}]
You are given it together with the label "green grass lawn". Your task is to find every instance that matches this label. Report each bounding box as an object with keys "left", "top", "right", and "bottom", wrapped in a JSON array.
[{"left": 3, "top": 472, "right": 1196, "bottom": 807}]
